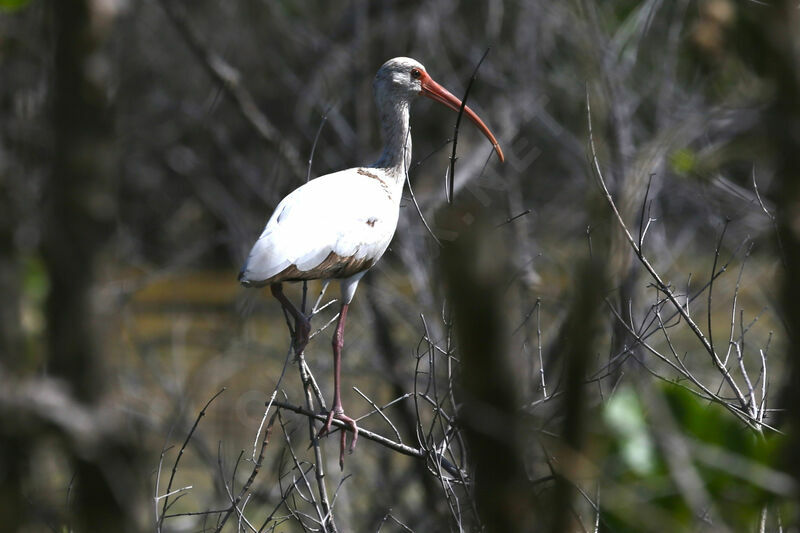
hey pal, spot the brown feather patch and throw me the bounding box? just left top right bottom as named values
left=357, top=168, right=392, bottom=197
left=245, top=251, right=375, bottom=287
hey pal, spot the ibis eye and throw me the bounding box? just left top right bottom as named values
left=411, top=68, right=421, bottom=79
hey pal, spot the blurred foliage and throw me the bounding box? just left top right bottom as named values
left=604, top=387, right=656, bottom=476
left=0, top=0, right=30, bottom=13
left=598, top=384, right=786, bottom=532
left=669, top=148, right=696, bottom=176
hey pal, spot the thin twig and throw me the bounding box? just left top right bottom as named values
left=752, top=165, right=787, bottom=269
left=404, top=129, right=442, bottom=247
left=353, top=386, right=403, bottom=442
left=448, top=48, right=491, bottom=204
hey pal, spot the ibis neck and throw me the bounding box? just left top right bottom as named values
left=371, top=100, right=412, bottom=176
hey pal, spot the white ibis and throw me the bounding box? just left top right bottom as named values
left=239, top=57, right=504, bottom=467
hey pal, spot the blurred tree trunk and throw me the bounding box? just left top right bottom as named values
left=439, top=201, right=538, bottom=532
left=546, top=258, right=606, bottom=533
left=42, top=0, right=116, bottom=399
left=37, top=0, right=126, bottom=530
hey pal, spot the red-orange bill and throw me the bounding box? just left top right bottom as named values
left=419, top=71, right=504, bottom=163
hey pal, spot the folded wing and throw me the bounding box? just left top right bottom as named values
left=238, top=169, right=397, bottom=286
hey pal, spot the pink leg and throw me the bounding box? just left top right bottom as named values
left=317, top=302, right=359, bottom=468
left=270, top=283, right=310, bottom=356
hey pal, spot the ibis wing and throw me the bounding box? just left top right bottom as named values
left=239, top=170, right=397, bottom=285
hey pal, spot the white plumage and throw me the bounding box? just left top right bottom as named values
left=240, top=167, right=401, bottom=302
left=239, top=57, right=503, bottom=467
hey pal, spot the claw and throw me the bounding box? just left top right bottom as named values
left=316, top=409, right=359, bottom=469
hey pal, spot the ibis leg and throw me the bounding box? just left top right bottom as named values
left=318, top=302, right=359, bottom=468
left=270, top=283, right=310, bottom=356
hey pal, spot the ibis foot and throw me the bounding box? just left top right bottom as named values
left=318, top=408, right=359, bottom=469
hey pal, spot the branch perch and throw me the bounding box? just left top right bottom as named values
left=270, top=399, right=464, bottom=478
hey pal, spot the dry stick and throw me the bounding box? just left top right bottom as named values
left=254, top=345, right=294, bottom=460
left=309, top=313, right=340, bottom=339
left=158, top=388, right=226, bottom=531
left=312, top=282, right=333, bottom=314
left=447, top=48, right=491, bottom=204
left=585, top=92, right=750, bottom=413
left=296, top=354, right=335, bottom=532
left=155, top=0, right=305, bottom=179
left=164, top=509, right=230, bottom=519
left=214, top=412, right=278, bottom=533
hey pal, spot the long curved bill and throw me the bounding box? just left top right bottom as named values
left=419, top=71, right=504, bottom=163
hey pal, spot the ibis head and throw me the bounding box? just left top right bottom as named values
left=373, top=57, right=504, bottom=163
